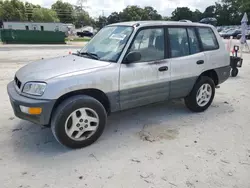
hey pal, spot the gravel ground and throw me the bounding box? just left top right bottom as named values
left=0, top=43, right=250, bottom=188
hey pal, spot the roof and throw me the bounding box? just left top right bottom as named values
left=109, top=20, right=211, bottom=27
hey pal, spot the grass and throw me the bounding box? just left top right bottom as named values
left=65, top=37, right=91, bottom=42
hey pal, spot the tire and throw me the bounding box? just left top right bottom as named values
left=51, top=95, right=107, bottom=149
left=184, top=76, right=215, bottom=112
left=231, top=68, right=238, bottom=77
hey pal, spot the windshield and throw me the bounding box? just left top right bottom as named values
left=79, top=26, right=134, bottom=62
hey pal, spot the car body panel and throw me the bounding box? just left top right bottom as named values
left=203, top=27, right=230, bottom=70
left=16, top=55, right=111, bottom=84
left=119, top=60, right=170, bottom=110
left=43, top=63, right=121, bottom=112
left=168, top=53, right=206, bottom=99
left=7, top=81, right=55, bottom=125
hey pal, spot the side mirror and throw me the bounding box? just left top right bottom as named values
left=124, top=51, right=141, bottom=64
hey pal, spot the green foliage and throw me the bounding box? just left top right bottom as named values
left=98, top=6, right=162, bottom=28
left=0, top=0, right=27, bottom=21
left=74, top=10, right=95, bottom=28
left=25, top=2, right=41, bottom=21
left=51, top=0, right=74, bottom=23
left=192, top=9, right=203, bottom=22
left=171, top=7, right=193, bottom=21
left=32, top=8, right=59, bottom=22
left=169, top=0, right=250, bottom=25
left=0, top=0, right=250, bottom=27
left=95, top=16, right=107, bottom=29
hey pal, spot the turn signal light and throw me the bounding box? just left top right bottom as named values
left=20, top=106, right=42, bottom=115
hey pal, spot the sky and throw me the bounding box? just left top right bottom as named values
left=21, top=0, right=217, bottom=18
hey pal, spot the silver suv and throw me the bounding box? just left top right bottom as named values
left=7, top=21, right=231, bottom=149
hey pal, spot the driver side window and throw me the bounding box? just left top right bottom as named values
left=129, top=28, right=165, bottom=62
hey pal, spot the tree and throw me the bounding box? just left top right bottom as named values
left=74, top=11, right=94, bottom=28
left=106, top=6, right=162, bottom=25
left=222, top=0, right=245, bottom=12
left=213, top=2, right=231, bottom=25
left=171, top=7, right=193, bottom=21
left=107, top=12, right=120, bottom=24
left=0, top=0, right=27, bottom=21
left=76, top=0, right=87, bottom=11
left=163, top=16, right=171, bottom=21
left=25, top=2, right=41, bottom=21
left=119, top=6, right=143, bottom=22
left=52, top=0, right=74, bottom=23
left=0, top=0, right=4, bottom=19
left=73, top=0, right=94, bottom=28
left=32, top=8, right=59, bottom=22
left=192, top=9, right=203, bottom=22
left=203, top=5, right=216, bottom=18
left=142, top=6, right=162, bottom=20
left=239, top=0, right=250, bottom=13
left=95, top=16, right=107, bottom=29
left=222, top=0, right=245, bottom=24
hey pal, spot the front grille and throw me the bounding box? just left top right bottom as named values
left=14, top=76, right=22, bottom=89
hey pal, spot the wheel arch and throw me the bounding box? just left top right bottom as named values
left=50, top=88, right=111, bottom=124
left=197, top=69, right=219, bottom=86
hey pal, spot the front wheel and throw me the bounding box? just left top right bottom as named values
left=51, top=95, right=107, bottom=149
left=185, top=76, right=215, bottom=112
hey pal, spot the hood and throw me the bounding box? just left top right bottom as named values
left=16, top=55, right=111, bottom=83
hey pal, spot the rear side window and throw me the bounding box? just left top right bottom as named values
left=168, top=28, right=189, bottom=58
left=187, top=28, right=201, bottom=54
left=197, top=27, right=219, bottom=51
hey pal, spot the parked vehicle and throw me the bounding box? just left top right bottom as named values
left=7, top=21, right=231, bottom=149
left=236, top=30, right=250, bottom=40
left=76, top=30, right=94, bottom=37
left=179, top=20, right=192, bottom=23
left=199, top=17, right=217, bottom=26
left=219, top=28, right=232, bottom=36
left=217, top=27, right=223, bottom=32
left=220, top=29, right=241, bottom=39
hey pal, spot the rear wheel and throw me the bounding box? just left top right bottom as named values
left=51, top=95, right=107, bottom=149
left=231, top=68, right=238, bottom=77
left=185, top=76, right=215, bottom=112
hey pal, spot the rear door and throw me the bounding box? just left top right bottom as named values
left=167, top=27, right=206, bottom=99
left=196, top=27, right=227, bottom=69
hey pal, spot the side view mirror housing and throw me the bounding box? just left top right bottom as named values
left=124, top=51, right=141, bottom=64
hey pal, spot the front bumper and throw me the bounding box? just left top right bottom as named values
left=7, top=81, right=55, bottom=125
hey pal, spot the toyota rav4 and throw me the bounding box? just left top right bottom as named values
left=7, top=21, right=231, bottom=149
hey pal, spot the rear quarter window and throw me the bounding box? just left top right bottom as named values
left=197, top=27, right=219, bottom=51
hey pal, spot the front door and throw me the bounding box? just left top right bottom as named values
left=119, top=27, right=171, bottom=110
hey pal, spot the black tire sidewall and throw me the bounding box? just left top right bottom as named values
left=51, top=95, right=107, bottom=149
left=231, top=68, right=238, bottom=77
left=185, top=76, right=215, bottom=112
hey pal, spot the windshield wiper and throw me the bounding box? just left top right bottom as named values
left=75, top=51, right=99, bottom=60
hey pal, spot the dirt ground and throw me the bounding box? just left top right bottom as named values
left=0, top=43, right=250, bottom=188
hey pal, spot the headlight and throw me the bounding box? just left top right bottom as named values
left=22, top=82, right=47, bottom=96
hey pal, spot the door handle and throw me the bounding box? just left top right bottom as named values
left=197, top=60, right=204, bottom=65
left=158, top=66, right=168, bottom=72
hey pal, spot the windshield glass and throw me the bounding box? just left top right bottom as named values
left=79, top=26, right=134, bottom=62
